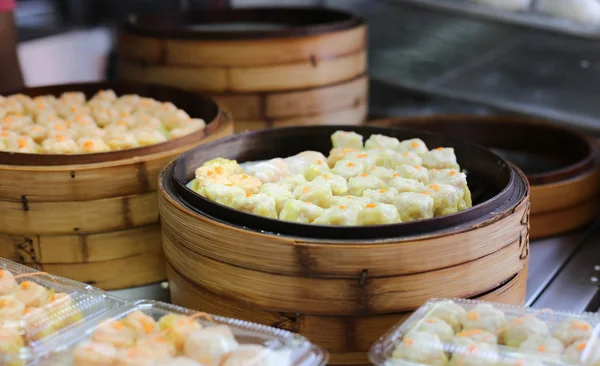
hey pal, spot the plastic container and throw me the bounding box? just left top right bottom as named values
left=369, top=298, right=600, bottom=366
left=38, top=300, right=329, bottom=366
left=0, top=258, right=124, bottom=366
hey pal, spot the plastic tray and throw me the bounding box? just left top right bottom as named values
left=388, top=0, right=600, bottom=40
left=39, top=300, right=329, bottom=366
left=0, top=259, right=124, bottom=365
left=369, top=298, right=600, bottom=365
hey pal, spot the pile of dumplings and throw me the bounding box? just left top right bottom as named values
left=71, top=311, right=292, bottom=366
left=0, top=90, right=206, bottom=154
left=0, top=269, right=84, bottom=365
left=388, top=300, right=599, bottom=366
left=188, top=130, right=472, bottom=226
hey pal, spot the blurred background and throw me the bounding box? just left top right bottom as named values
left=20, top=0, right=598, bottom=134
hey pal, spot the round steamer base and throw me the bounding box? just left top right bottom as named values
left=168, top=262, right=528, bottom=366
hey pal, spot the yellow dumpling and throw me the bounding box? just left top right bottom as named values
left=429, top=169, right=472, bottom=210
left=344, top=151, right=378, bottom=166
left=204, top=183, right=246, bottom=208
left=242, top=158, right=292, bottom=184
left=357, top=202, right=401, bottom=225
left=313, top=204, right=362, bottom=226
left=362, top=187, right=399, bottom=205
left=313, top=173, right=348, bottom=196
left=77, top=137, right=109, bottom=153
left=331, top=160, right=365, bottom=180
left=304, top=160, right=330, bottom=181
left=41, top=135, right=78, bottom=154
left=393, top=192, right=435, bottom=222
left=427, top=183, right=460, bottom=216
left=388, top=176, right=425, bottom=193
left=170, top=119, right=206, bottom=139
left=327, top=147, right=358, bottom=167
left=396, top=164, right=429, bottom=184
left=229, top=174, right=262, bottom=194
left=331, top=195, right=371, bottom=208
left=259, top=183, right=293, bottom=213
left=422, top=147, right=460, bottom=170
left=365, top=165, right=395, bottom=182
left=398, top=138, right=428, bottom=154
left=196, top=158, right=243, bottom=179
left=381, top=151, right=423, bottom=169
left=347, top=174, right=386, bottom=196
left=105, top=132, right=140, bottom=151
left=5, top=135, right=37, bottom=153
left=285, top=151, right=328, bottom=176
left=279, top=199, right=324, bottom=224
left=278, top=174, right=307, bottom=191
left=293, top=180, right=333, bottom=208
left=132, top=128, right=168, bottom=146
left=365, top=134, right=401, bottom=151
left=331, top=130, right=363, bottom=149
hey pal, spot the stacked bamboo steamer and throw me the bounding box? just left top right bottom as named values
left=117, top=8, right=368, bottom=133
left=370, top=116, right=600, bottom=239
left=0, top=82, right=233, bottom=290
left=159, top=126, right=530, bottom=365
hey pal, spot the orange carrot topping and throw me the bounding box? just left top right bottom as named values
left=302, top=187, right=311, bottom=193
left=83, top=141, right=94, bottom=149
left=379, top=189, right=387, bottom=193
left=241, top=174, right=249, bottom=179
left=49, top=295, right=57, bottom=302
left=323, top=174, right=330, bottom=179
left=346, top=196, right=353, bottom=199
left=245, top=192, right=253, bottom=198
left=370, top=166, right=377, bottom=171
left=1, top=131, right=7, bottom=137
left=361, top=173, right=368, bottom=177
left=537, top=345, right=547, bottom=352
left=576, top=342, right=587, bottom=351
left=429, top=184, right=440, bottom=191
left=339, top=205, right=345, bottom=209
left=55, top=135, right=66, bottom=142
left=23, top=307, right=32, bottom=314
left=143, top=322, right=154, bottom=334
left=426, top=318, right=438, bottom=323
left=224, top=183, right=233, bottom=187
left=467, top=344, right=478, bottom=353
left=70, top=106, right=77, bottom=112
left=449, top=170, right=457, bottom=176
left=403, top=338, right=414, bottom=346
left=54, top=124, right=64, bottom=131
left=3, top=117, right=11, bottom=123
left=304, top=201, right=312, bottom=204
left=0, top=299, right=9, bottom=307
left=18, top=138, right=27, bottom=148
left=419, top=191, right=429, bottom=195
left=0, top=269, right=3, bottom=278
left=466, top=311, right=479, bottom=320
left=436, top=147, right=443, bottom=151
left=411, top=141, right=419, bottom=148
left=571, top=321, right=590, bottom=331
left=346, top=162, right=355, bottom=167
left=317, top=160, right=323, bottom=165
left=32, top=126, right=41, bottom=132
left=357, top=153, right=368, bottom=158
left=402, top=152, right=409, bottom=157
left=215, top=166, right=224, bottom=174
left=343, top=148, right=355, bottom=153
left=20, top=281, right=32, bottom=290
left=366, top=203, right=377, bottom=208
left=113, top=322, right=124, bottom=330
left=207, top=171, right=214, bottom=176
left=392, top=173, right=400, bottom=177
left=414, top=165, right=421, bottom=170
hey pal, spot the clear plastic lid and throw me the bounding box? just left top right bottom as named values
left=38, top=300, right=329, bottom=366
left=0, top=258, right=124, bottom=365
left=369, top=298, right=600, bottom=366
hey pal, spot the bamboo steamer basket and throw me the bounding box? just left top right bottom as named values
left=369, top=116, right=600, bottom=239
left=117, top=8, right=368, bottom=132
left=0, top=82, right=233, bottom=290
left=158, top=125, right=530, bottom=365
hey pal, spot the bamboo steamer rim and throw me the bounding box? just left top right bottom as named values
left=122, top=7, right=364, bottom=41
left=369, top=115, right=597, bottom=186
left=166, top=125, right=529, bottom=241
left=0, top=82, right=223, bottom=166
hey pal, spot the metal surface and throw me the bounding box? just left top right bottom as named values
left=108, top=281, right=171, bottom=303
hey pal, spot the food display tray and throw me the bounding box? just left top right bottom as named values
left=38, top=300, right=328, bottom=366
left=369, top=298, right=600, bottom=365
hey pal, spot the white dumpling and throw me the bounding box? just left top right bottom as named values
left=279, top=199, right=324, bottom=224
left=391, top=331, right=447, bottom=366
left=327, top=147, right=359, bottom=167
left=429, top=169, right=472, bottom=210
left=278, top=174, right=307, bottom=191
left=344, top=150, right=378, bottom=166
left=500, top=315, right=550, bottom=347
left=312, top=173, right=348, bottom=196
left=41, top=135, right=78, bottom=154
left=331, top=160, right=365, bottom=179
left=347, top=174, right=386, bottom=196
left=204, top=183, right=246, bottom=207
left=381, top=151, right=422, bottom=169
left=519, top=334, right=565, bottom=355
left=398, top=138, right=428, bottom=154
left=184, top=326, right=238, bottom=366
left=393, top=192, right=435, bottom=222
left=357, top=202, right=401, bottom=225
left=365, top=165, right=395, bottom=182
left=473, top=0, right=532, bottom=11
left=242, top=158, right=292, bottom=184
left=553, top=318, right=593, bottom=345
left=407, top=317, right=454, bottom=343
left=538, top=0, right=600, bottom=24
left=285, top=151, right=328, bottom=176
left=195, top=158, right=243, bottom=179
left=421, top=148, right=460, bottom=170
left=331, top=130, right=363, bottom=149
left=259, top=183, right=293, bottom=213
left=331, top=195, right=371, bottom=208
left=293, top=180, right=333, bottom=208
left=388, top=177, right=425, bottom=193
left=448, top=343, right=499, bottom=366
left=364, top=134, right=401, bottom=151
left=425, top=300, right=467, bottom=333
left=396, top=164, right=429, bottom=184
left=313, top=204, right=362, bottom=226
left=460, top=304, right=507, bottom=333
left=229, top=174, right=262, bottom=194
left=427, top=184, right=460, bottom=216
left=563, top=340, right=599, bottom=365
left=454, top=329, right=498, bottom=347
left=231, top=193, right=278, bottom=219
left=303, top=160, right=330, bottom=181
left=362, top=187, right=399, bottom=205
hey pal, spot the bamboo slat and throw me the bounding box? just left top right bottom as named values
left=0, top=224, right=162, bottom=264
left=168, top=262, right=528, bottom=364
left=530, top=197, right=600, bottom=239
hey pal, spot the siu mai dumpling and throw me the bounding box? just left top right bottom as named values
left=241, top=158, right=291, bottom=184
left=312, top=173, right=348, bottom=196
left=500, top=315, right=549, bottom=348
left=398, top=138, right=428, bottom=155
left=105, top=132, right=140, bottom=151
left=429, top=169, right=472, bottom=209
left=331, top=195, right=371, bottom=207
left=327, top=147, right=358, bottom=167
left=421, top=148, right=460, bottom=170
left=204, top=183, right=246, bottom=208
left=388, top=176, right=425, bottom=193
left=519, top=334, right=565, bottom=356
left=331, top=130, right=363, bottom=149
left=344, top=150, right=378, bottom=166
left=293, top=180, right=333, bottom=208
left=362, top=187, right=399, bottom=205
left=448, top=343, right=499, bottom=366
left=381, top=151, right=423, bottom=169
left=304, top=159, right=330, bottom=181
left=313, top=204, right=362, bottom=226
left=391, top=331, right=447, bottom=366
left=259, top=183, right=293, bottom=212
left=77, top=137, right=109, bottom=153
left=232, top=193, right=278, bottom=219
left=229, top=174, right=262, bottom=194
left=454, top=329, right=498, bottom=347
left=285, top=151, right=328, bottom=176
left=396, top=164, right=429, bottom=184
left=278, top=174, right=307, bottom=191
left=365, top=165, right=395, bottom=183
left=553, top=318, right=593, bottom=345
left=357, top=202, right=401, bottom=225
left=460, top=304, right=507, bottom=333
left=407, top=317, right=455, bottom=343
left=347, top=173, right=386, bottom=196
left=279, top=199, right=324, bottom=224
left=331, top=160, right=365, bottom=180
left=393, top=192, right=434, bottom=222
left=41, top=135, right=78, bottom=154
left=364, top=134, right=401, bottom=151
left=427, top=184, right=460, bottom=216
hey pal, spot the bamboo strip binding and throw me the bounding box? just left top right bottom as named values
left=118, top=8, right=368, bottom=131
